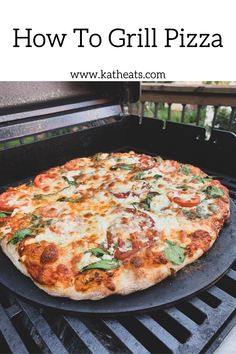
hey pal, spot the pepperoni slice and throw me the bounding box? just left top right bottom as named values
left=109, top=182, right=131, bottom=199
left=167, top=191, right=201, bottom=207
left=113, top=192, right=130, bottom=199
left=107, top=208, right=158, bottom=259
left=0, top=191, right=30, bottom=211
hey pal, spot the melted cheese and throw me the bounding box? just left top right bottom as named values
left=120, top=156, right=140, bottom=164
left=35, top=216, right=91, bottom=244
left=148, top=212, right=190, bottom=236
left=7, top=194, right=31, bottom=208
left=78, top=252, right=100, bottom=270
left=150, top=194, right=170, bottom=213
left=143, top=167, right=163, bottom=177
left=110, top=181, right=133, bottom=195
left=64, top=171, right=80, bottom=179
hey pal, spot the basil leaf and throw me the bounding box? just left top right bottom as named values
left=110, top=165, right=118, bottom=171
left=153, top=174, right=162, bottom=180
left=164, top=240, right=185, bottom=265
left=203, top=185, right=224, bottom=198
left=139, top=192, right=160, bottom=211
left=193, top=176, right=205, bottom=183
left=82, top=259, right=120, bottom=271
left=193, top=176, right=216, bottom=183
left=0, top=211, right=11, bottom=218
left=132, top=172, right=145, bottom=180
left=177, top=185, right=189, bottom=191
left=94, top=152, right=103, bottom=161
left=8, top=228, right=31, bottom=245
left=57, top=197, right=80, bottom=203
left=62, top=176, right=77, bottom=186
left=33, top=186, right=71, bottom=200
left=118, top=164, right=134, bottom=170
left=31, top=214, right=52, bottom=229
left=71, top=198, right=81, bottom=203
left=131, top=202, right=139, bottom=209
left=180, top=165, right=191, bottom=175
left=33, top=194, right=43, bottom=200
left=32, top=214, right=40, bottom=220
left=44, top=219, right=53, bottom=226
left=31, top=214, right=41, bottom=227
left=57, top=197, right=67, bottom=202
left=86, top=247, right=108, bottom=257
left=182, top=209, right=197, bottom=219
left=110, top=164, right=134, bottom=171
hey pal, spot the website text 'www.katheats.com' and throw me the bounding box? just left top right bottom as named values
left=70, top=69, right=166, bottom=80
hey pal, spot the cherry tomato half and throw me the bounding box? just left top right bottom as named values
left=167, top=191, right=200, bottom=207
left=0, top=191, right=29, bottom=211
left=64, top=159, right=81, bottom=171
left=34, top=173, right=57, bottom=188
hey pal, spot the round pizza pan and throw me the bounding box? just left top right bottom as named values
left=0, top=200, right=235, bottom=316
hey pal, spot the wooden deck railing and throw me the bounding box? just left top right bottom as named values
left=129, top=84, right=236, bottom=134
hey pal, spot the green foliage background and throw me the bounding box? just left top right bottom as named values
left=144, top=103, right=236, bottom=132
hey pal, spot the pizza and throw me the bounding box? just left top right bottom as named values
left=0, top=152, right=230, bottom=300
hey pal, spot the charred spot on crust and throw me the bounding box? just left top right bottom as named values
left=189, top=230, right=211, bottom=241
left=40, top=244, right=59, bottom=264
left=186, top=230, right=212, bottom=257
left=39, top=267, right=58, bottom=285
left=27, top=264, right=41, bottom=282
left=104, top=279, right=116, bottom=291
left=18, top=237, right=34, bottom=255
left=75, top=269, right=104, bottom=292
left=152, top=252, right=168, bottom=265
left=56, top=264, right=73, bottom=286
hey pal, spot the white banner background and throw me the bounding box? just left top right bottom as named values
left=0, top=0, right=235, bottom=81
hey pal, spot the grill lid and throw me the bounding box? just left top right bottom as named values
left=0, top=82, right=140, bottom=114
left=0, top=82, right=139, bottom=143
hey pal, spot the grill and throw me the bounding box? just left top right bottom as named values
left=0, top=82, right=235, bottom=353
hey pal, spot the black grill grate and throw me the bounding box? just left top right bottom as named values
left=0, top=271, right=235, bottom=354
left=0, top=166, right=235, bottom=354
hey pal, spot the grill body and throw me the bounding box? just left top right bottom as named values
left=0, top=90, right=235, bottom=353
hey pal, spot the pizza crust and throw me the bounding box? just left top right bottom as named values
left=0, top=235, right=202, bottom=300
